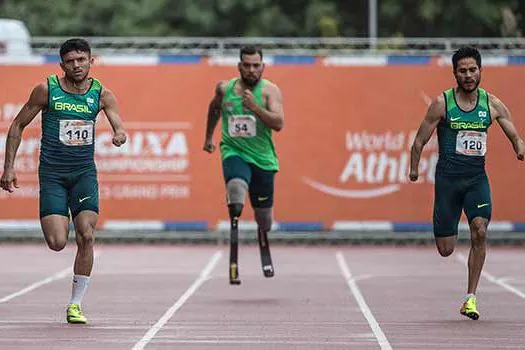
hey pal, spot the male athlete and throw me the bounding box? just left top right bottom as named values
left=0, top=38, right=126, bottom=324
left=203, top=46, right=284, bottom=284
left=410, top=46, right=524, bottom=320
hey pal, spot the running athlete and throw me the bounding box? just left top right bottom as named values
left=0, top=38, right=127, bottom=324
left=409, top=46, right=525, bottom=320
left=203, top=46, right=284, bottom=284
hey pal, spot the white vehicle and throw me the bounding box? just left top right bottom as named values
left=0, top=19, right=32, bottom=56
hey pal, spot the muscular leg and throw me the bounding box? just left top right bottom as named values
left=72, top=210, right=98, bottom=276
left=467, top=217, right=488, bottom=294
left=433, top=173, right=462, bottom=258
left=65, top=210, right=98, bottom=312
left=459, top=174, right=490, bottom=320
left=66, top=166, right=99, bottom=323
left=435, top=235, right=457, bottom=257
left=40, top=215, right=70, bottom=251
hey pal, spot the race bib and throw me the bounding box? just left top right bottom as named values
left=456, top=130, right=487, bottom=156
left=59, top=120, right=94, bottom=146
left=228, top=115, right=257, bottom=138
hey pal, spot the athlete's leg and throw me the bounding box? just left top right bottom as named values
left=464, top=173, right=492, bottom=295
left=227, top=178, right=248, bottom=217
left=460, top=216, right=488, bottom=320
left=69, top=167, right=99, bottom=278
left=466, top=217, right=488, bottom=294
left=254, top=207, right=272, bottom=232
left=223, top=156, right=251, bottom=213
left=433, top=174, right=463, bottom=257
left=226, top=178, right=248, bottom=284
left=249, top=167, right=276, bottom=231
left=458, top=173, right=491, bottom=320
left=39, top=169, right=70, bottom=251
left=72, top=211, right=97, bottom=277
left=435, top=236, right=457, bottom=257
left=249, top=166, right=276, bottom=277
left=254, top=207, right=274, bottom=277
left=66, top=167, right=99, bottom=323
left=222, top=156, right=251, bottom=284
left=41, top=215, right=70, bottom=251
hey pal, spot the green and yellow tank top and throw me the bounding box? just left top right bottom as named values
left=436, top=88, right=492, bottom=176
left=40, top=75, right=102, bottom=169
left=220, top=78, right=279, bottom=171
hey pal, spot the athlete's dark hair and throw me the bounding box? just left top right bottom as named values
left=240, top=45, right=263, bottom=60
left=452, top=46, right=482, bottom=71
left=59, top=38, right=91, bottom=60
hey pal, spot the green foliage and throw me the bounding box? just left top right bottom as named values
left=0, top=0, right=522, bottom=37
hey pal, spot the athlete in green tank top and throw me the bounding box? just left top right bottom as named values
left=203, top=46, right=284, bottom=284
left=409, top=47, right=525, bottom=321
left=220, top=77, right=279, bottom=171
left=436, top=87, right=492, bottom=176
left=0, top=38, right=127, bottom=324
left=41, top=74, right=102, bottom=169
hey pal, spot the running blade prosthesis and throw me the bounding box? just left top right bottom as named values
left=258, top=229, right=274, bottom=278
left=229, top=217, right=241, bottom=285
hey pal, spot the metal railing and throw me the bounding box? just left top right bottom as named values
left=31, top=37, right=525, bottom=55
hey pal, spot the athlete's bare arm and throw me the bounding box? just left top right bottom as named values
left=409, top=95, right=445, bottom=181
left=100, top=87, right=126, bottom=147
left=203, top=80, right=227, bottom=153
left=489, top=94, right=525, bottom=161
left=0, top=83, right=48, bottom=192
left=242, top=82, right=284, bottom=131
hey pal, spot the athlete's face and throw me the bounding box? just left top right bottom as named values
left=238, top=53, right=264, bottom=87
left=454, top=57, right=481, bottom=93
left=60, top=50, right=93, bottom=83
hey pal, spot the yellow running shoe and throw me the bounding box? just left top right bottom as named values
left=67, top=304, right=87, bottom=324
left=460, top=296, right=480, bottom=320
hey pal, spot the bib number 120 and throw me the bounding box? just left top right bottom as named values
left=462, top=139, right=483, bottom=151
left=456, top=130, right=486, bottom=156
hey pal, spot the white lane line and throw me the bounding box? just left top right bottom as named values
left=132, top=250, right=223, bottom=350
left=456, top=253, right=525, bottom=299
left=0, top=268, right=71, bottom=303
left=336, top=252, right=392, bottom=350
left=146, top=340, right=374, bottom=345
left=0, top=251, right=101, bottom=304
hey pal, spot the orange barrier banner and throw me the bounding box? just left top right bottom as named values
left=0, top=65, right=524, bottom=225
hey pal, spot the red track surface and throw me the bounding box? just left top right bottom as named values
left=1, top=244, right=524, bottom=349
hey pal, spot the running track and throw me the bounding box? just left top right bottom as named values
left=1, top=243, right=524, bottom=349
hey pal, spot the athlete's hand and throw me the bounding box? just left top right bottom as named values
left=203, top=139, right=216, bottom=153
left=515, top=140, right=525, bottom=161
left=409, top=169, right=418, bottom=182
left=242, top=90, right=258, bottom=112
left=112, top=131, right=127, bottom=147
left=0, top=168, right=19, bottom=193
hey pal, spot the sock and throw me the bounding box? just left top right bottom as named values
left=465, top=293, right=475, bottom=301
left=70, top=275, right=90, bottom=306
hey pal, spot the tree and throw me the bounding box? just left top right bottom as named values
left=0, top=0, right=522, bottom=37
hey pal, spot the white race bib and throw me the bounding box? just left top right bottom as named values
left=228, top=115, right=257, bottom=138
left=456, top=130, right=487, bottom=156
left=59, top=120, right=94, bottom=146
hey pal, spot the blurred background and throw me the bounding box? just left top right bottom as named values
left=0, top=0, right=524, bottom=242
left=1, top=0, right=524, bottom=37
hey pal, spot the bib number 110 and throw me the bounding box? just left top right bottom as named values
left=66, top=129, right=90, bottom=141
left=59, top=119, right=94, bottom=146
